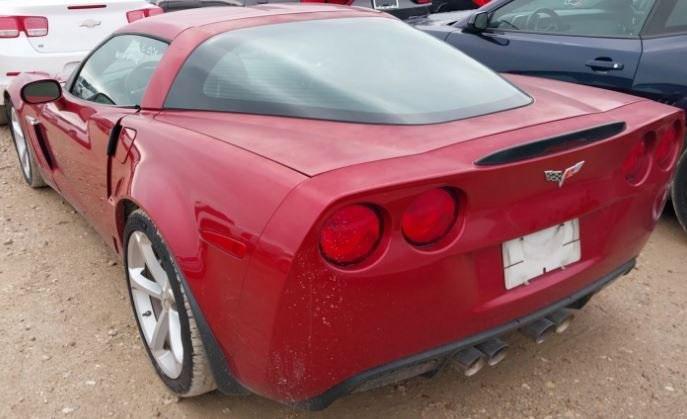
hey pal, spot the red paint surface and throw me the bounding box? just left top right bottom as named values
left=7, top=5, right=683, bottom=404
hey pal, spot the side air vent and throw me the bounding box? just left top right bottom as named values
left=28, top=118, right=54, bottom=169
left=475, top=121, right=626, bottom=166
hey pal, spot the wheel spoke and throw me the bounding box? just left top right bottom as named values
left=15, top=136, right=25, bottom=154
left=150, top=308, right=169, bottom=351
left=137, top=236, right=169, bottom=290
left=11, top=121, right=22, bottom=139
left=129, top=267, right=163, bottom=300
left=156, top=350, right=182, bottom=378
left=127, top=229, right=185, bottom=380
left=168, top=309, right=183, bottom=364
left=10, top=111, right=24, bottom=141
left=21, top=150, right=30, bottom=171
left=10, top=108, right=31, bottom=177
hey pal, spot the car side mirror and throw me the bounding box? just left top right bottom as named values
left=21, top=79, right=62, bottom=105
left=467, top=11, right=490, bottom=32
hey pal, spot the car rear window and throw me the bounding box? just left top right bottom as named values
left=165, top=17, right=531, bottom=125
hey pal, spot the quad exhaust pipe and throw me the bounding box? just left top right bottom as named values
left=546, top=308, right=575, bottom=334
left=520, top=318, right=556, bottom=344
left=476, top=338, right=508, bottom=366
left=455, top=347, right=486, bottom=377
left=455, top=338, right=509, bottom=376
left=520, top=309, right=575, bottom=344
left=453, top=309, right=575, bottom=376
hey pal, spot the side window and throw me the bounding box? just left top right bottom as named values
left=488, top=0, right=656, bottom=38
left=643, top=0, right=687, bottom=36
left=71, top=35, right=167, bottom=106
left=665, top=2, right=687, bottom=28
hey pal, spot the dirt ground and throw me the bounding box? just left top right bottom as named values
left=1, top=124, right=686, bottom=419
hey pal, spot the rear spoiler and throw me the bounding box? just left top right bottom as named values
left=475, top=121, right=626, bottom=166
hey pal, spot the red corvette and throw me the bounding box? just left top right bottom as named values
left=4, top=4, right=683, bottom=409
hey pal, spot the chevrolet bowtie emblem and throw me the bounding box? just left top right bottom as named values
left=545, top=161, right=585, bottom=187
left=80, top=19, right=102, bottom=29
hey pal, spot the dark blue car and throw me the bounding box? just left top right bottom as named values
left=415, top=0, right=687, bottom=231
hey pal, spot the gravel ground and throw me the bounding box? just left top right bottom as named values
left=1, top=125, right=686, bottom=419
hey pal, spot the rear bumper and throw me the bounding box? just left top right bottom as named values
left=297, top=259, right=635, bottom=410
left=0, top=37, right=88, bottom=103
left=196, top=259, right=635, bottom=409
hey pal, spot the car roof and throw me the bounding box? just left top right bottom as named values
left=121, top=4, right=386, bottom=41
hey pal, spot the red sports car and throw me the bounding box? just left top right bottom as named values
left=4, top=4, right=683, bottom=409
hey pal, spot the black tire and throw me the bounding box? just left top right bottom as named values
left=672, top=150, right=687, bottom=232
left=124, top=210, right=216, bottom=397
left=6, top=101, right=46, bottom=188
left=0, top=104, right=7, bottom=126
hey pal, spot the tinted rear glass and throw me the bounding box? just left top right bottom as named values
left=165, top=17, right=531, bottom=125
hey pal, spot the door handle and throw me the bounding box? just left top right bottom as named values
left=585, top=58, right=624, bottom=72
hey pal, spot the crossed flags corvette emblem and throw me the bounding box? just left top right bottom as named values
left=545, top=161, right=586, bottom=187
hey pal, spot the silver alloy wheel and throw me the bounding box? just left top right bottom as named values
left=127, top=231, right=184, bottom=379
left=10, top=107, right=31, bottom=180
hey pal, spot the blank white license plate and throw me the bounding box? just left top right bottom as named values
left=502, top=219, right=581, bottom=290
left=373, top=0, right=399, bottom=9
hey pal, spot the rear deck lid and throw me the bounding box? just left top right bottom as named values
left=5, top=0, right=156, bottom=54
left=155, top=75, right=644, bottom=176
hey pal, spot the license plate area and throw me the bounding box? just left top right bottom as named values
left=502, top=219, right=581, bottom=290
left=373, top=0, right=400, bottom=10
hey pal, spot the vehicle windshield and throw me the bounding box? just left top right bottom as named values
left=165, top=17, right=531, bottom=125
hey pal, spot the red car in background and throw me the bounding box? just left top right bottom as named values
left=148, top=0, right=488, bottom=16
left=148, top=0, right=433, bottom=19
left=4, top=4, right=682, bottom=408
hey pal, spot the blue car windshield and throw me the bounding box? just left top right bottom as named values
left=165, top=17, right=532, bottom=125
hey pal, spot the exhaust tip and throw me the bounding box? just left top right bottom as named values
left=476, top=338, right=508, bottom=366
left=546, top=309, right=575, bottom=334
left=454, top=347, right=486, bottom=377
left=487, top=349, right=507, bottom=366
left=520, top=318, right=556, bottom=344
left=463, top=357, right=486, bottom=377
left=555, top=318, right=572, bottom=334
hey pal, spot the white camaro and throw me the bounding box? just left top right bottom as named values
left=0, top=0, right=161, bottom=125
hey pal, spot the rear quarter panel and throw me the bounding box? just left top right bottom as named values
left=110, top=114, right=306, bottom=377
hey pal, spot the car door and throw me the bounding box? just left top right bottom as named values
left=447, top=0, right=656, bottom=92
left=39, top=34, right=168, bottom=234
left=634, top=0, right=687, bottom=110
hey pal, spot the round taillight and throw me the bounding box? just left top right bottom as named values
left=319, top=204, right=382, bottom=266
left=402, top=188, right=458, bottom=246
left=655, top=125, right=680, bottom=170
left=622, top=137, right=652, bottom=185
